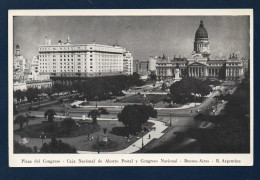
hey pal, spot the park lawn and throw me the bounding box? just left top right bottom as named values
left=14, top=119, right=100, bottom=138
left=117, top=94, right=167, bottom=104
left=14, top=118, right=155, bottom=152
left=78, top=120, right=155, bottom=152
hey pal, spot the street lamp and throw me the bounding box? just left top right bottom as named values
left=40, top=132, right=46, bottom=146
left=109, top=91, right=113, bottom=105
left=95, top=96, right=98, bottom=108
left=170, top=110, right=172, bottom=127
left=141, top=127, right=145, bottom=149
left=97, top=136, right=100, bottom=154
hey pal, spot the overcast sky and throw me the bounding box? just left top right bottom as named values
left=13, top=16, right=250, bottom=60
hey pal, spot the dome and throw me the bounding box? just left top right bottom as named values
left=16, top=44, right=20, bottom=49
left=195, top=20, right=208, bottom=39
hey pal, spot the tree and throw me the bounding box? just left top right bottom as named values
left=25, top=88, right=40, bottom=102
left=40, top=138, right=77, bottom=153
left=117, top=104, right=157, bottom=132
left=44, top=109, right=56, bottom=122
left=161, top=83, right=167, bottom=91
left=14, top=115, right=28, bottom=130
left=14, top=90, right=25, bottom=102
left=14, top=141, right=33, bottom=153
left=61, top=118, right=76, bottom=134
left=170, top=77, right=212, bottom=104
left=150, top=73, right=157, bottom=81
left=88, top=109, right=101, bottom=124
left=42, top=87, right=52, bottom=98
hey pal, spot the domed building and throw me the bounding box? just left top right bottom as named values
left=192, top=20, right=210, bottom=58
left=155, top=20, right=246, bottom=81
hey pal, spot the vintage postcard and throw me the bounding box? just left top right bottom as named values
left=8, top=9, right=253, bottom=167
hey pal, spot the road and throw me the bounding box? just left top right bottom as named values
left=15, top=85, right=229, bottom=153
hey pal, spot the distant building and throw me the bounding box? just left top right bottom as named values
left=133, top=60, right=140, bottom=73
left=123, top=50, right=134, bottom=75
left=26, top=80, right=52, bottom=89
left=13, top=44, right=28, bottom=82
left=148, top=56, right=158, bottom=73
left=31, top=56, right=39, bottom=75
left=156, top=20, right=245, bottom=81
left=138, top=60, right=149, bottom=76
left=13, top=82, right=27, bottom=91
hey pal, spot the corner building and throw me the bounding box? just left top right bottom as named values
left=156, top=20, right=246, bottom=81
left=38, top=37, right=133, bottom=78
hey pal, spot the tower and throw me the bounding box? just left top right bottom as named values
left=15, top=44, right=20, bottom=56
left=193, top=20, right=210, bottom=58
left=67, top=35, right=70, bottom=44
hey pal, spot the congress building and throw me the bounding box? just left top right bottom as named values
left=156, top=20, right=246, bottom=81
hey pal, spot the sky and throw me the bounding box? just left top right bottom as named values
left=13, top=16, right=250, bottom=61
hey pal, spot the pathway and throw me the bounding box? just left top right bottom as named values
left=77, top=119, right=168, bottom=154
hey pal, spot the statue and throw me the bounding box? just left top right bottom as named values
left=173, top=68, right=182, bottom=82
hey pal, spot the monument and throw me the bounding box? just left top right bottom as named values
left=173, top=68, right=182, bottom=82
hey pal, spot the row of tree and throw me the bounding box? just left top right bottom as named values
left=72, top=73, right=145, bottom=101
left=14, top=73, right=145, bottom=103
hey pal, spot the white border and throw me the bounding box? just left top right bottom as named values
left=8, top=9, right=254, bottom=167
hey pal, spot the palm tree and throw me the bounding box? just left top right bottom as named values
left=14, top=115, right=28, bottom=130
left=44, top=109, right=56, bottom=122
left=88, top=109, right=100, bottom=125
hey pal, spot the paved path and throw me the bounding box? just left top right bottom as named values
left=77, top=119, right=168, bottom=154
left=71, top=101, right=202, bottom=110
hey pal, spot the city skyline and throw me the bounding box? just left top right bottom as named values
left=14, top=16, right=250, bottom=61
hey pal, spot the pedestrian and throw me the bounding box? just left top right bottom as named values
left=148, top=134, right=151, bottom=139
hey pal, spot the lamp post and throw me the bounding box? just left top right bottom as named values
left=95, top=96, right=98, bottom=108
left=141, top=127, right=144, bottom=149
left=170, top=110, right=172, bottom=127
left=97, top=136, right=100, bottom=154
left=40, top=132, right=46, bottom=146
left=109, top=91, right=113, bottom=105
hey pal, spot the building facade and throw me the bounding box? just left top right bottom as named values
left=123, top=50, right=133, bottom=75
left=148, top=56, right=158, bottom=72
left=156, top=20, right=246, bottom=81
left=26, top=80, right=52, bottom=89
left=31, top=56, right=39, bottom=75
left=38, top=36, right=133, bottom=77
left=13, top=44, right=28, bottom=82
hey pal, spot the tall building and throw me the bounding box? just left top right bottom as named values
left=31, top=56, right=39, bottom=75
left=123, top=50, right=133, bottom=75
left=13, top=44, right=28, bottom=82
left=38, top=36, right=132, bottom=77
left=148, top=56, right=158, bottom=72
left=138, top=60, right=149, bottom=76
left=156, top=20, right=245, bottom=81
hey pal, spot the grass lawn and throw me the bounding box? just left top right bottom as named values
left=14, top=119, right=100, bottom=138
left=14, top=118, right=155, bottom=152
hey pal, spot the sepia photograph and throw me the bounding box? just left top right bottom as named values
left=8, top=9, right=253, bottom=167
